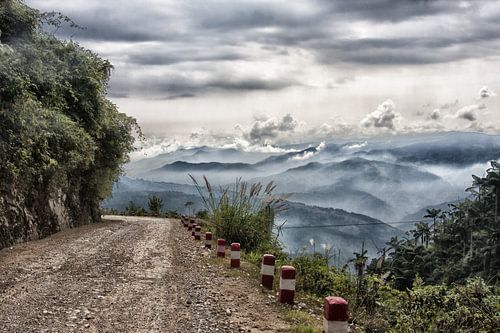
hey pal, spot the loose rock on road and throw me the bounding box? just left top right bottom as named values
left=0, top=216, right=292, bottom=332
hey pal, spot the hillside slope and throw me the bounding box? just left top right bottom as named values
left=0, top=1, right=135, bottom=248
left=278, top=202, right=404, bottom=261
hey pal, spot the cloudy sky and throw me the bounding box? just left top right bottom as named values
left=26, top=0, right=500, bottom=154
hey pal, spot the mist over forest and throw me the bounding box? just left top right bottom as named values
left=103, top=131, right=500, bottom=259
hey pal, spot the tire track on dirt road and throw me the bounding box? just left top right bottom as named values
left=0, top=216, right=292, bottom=332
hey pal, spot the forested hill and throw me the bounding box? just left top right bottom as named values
left=0, top=0, right=136, bottom=248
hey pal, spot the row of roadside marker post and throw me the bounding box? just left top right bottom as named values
left=180, top=216, right=349, bottom=333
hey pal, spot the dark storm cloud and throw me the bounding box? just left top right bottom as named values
left=319, top=0, right=460, bottom=23
left=126, top=49, right=246, bottom=66
left=43, top=4, right=183, bottom=42
left=195, top=5, right=311, bottom=31
left=34, top=0, right=500, bottom=65
left=27, top=0, right=500, bottom=98
left=34, top=0, right=500, bottom=63
left=108, top=73, right=296, bottom=99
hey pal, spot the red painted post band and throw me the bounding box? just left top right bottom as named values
left=230, top=243, right=240, bottom=268
left=279, top=266, right=296, bottom=304
left=217, top=239, right=226, bottom=258
left=205, top=232, right=212, bottom=248
left=323, top=297, right=349, bottom=333
left=194, top=225, right=201, bottom=240
left=261, top=254, right=275, bottom=290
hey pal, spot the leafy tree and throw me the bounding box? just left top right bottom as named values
left=0, top=0, right=138, bottom=247
left=184, top=201, right=194, bottom=215
left=124, top=201, right=146, bottom=216
left=148, top=195, right=163, bottom=217
left=384, top=161, right=500, bottom=288
left=424, top=208, right=441, bottom=235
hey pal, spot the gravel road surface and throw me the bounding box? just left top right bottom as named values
left=0, top=216, right=292, bottom=332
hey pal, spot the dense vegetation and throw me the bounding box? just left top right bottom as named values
left=0, top=0, right=137, bottom=247
left=190, top=175, right=288, bottom=252
left=380, top=161, right=500, bottom=288
left=191, top=164, right=499, bottom=332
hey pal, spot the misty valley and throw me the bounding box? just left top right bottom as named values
left=103, top=131, right=500, bottom=261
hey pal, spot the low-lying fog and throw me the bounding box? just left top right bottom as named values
left=106, top=132, right=500, bottom=260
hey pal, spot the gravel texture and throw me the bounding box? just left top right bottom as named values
left=0, top=216, right=292, bottom=332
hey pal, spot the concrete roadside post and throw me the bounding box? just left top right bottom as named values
left=217, top=239, right=226, bottom=258
left=279, top=266, right=296, bottom=304
left=323, top=296, right=349, bottom=333
left=230, top=243, right=240, bottom=268
left=261, top=254, right=275, bottom=289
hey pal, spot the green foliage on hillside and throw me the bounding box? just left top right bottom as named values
left=0, top=0, right=137, bottom=241
left=377, top=161, right=500, bottom=288
left=208, top=163, right=499, bottom=332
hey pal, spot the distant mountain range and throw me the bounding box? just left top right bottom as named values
left=103, top=177, right=404, bottom=260
left=357, top=132, right=500, bottom=166
left=279, top=202, right=405, bottom=261
left=106, top=131, right=500, bottom=259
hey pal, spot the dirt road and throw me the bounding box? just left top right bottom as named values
left=0, top=216, right=292, bottom=332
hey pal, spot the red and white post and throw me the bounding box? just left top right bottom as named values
left=230, top=243, right=240, bottom=268
left=217, top=239, right=226, bottom=258
left=205, top=232, right=212, bottom=249
left=194, top=225, right=201, bottom=240
left=191, top=223, right=197, bottom=236
left=261, top=254, right=275, bottom=290
left=279, top=266, right=296, bottom=304
left=187, top=219, right=194, bottom=231
left=323, top=297, right=349, bottom=333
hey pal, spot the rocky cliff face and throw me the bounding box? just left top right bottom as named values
left=0, top=179, right=100, bottom=249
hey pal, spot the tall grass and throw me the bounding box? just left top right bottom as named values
left=189, top=175, right=289, bottom=251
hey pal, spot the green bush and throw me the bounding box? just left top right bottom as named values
left=124, top=201, right=147, bottom=216
left=386, top=278, right=500, bottom=332
left=290, top=253, right=355, bottom=298
left=148, top=195, right=164, bottom=216
left=190, top=176, right=287, bottom=252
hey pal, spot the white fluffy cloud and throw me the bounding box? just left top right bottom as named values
left=455, top=104, right=486, bottom=122
left=360, top=99, right=401, bottom=131
left=290, top=141, right=325, bottom=161
left=308, top=122, right=356, bottom=139
left=429, top=109, right=441, bottom=120
left=478, top=86, right=496, bottom=99
left=247, top=113, right=299, bottom=143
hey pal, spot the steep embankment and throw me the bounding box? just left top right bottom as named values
left=0, top=1, right=135, bottom=248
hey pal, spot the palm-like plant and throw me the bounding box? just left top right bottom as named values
left=415, top=222, right=431, bottom=247
left=184, top=201, right=194, bottom=216
left=350, top=242, right=368, bottom=286
left=424, top=208, right=442, bottom=235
